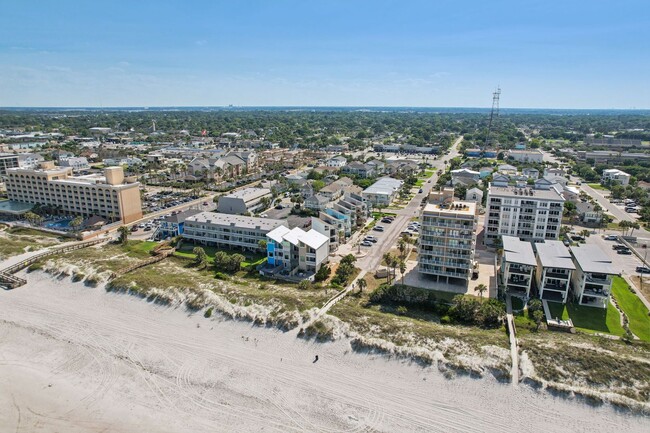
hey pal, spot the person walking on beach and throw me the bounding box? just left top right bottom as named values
left=314, top=355, right=319, bottom=363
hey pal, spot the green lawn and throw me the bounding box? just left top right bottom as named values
left=612, top=277, right=650, bottom=341
left=546, top=301, right=625, bottom=336
left=175, top=243, right=265, bottom=266
left=420, top=170, right=434, bottom=178
left=587, top=183, right=608, bottom=191
left=414, top=179, right=425, bottom=187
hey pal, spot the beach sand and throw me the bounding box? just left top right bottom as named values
left=0, top=272, right=646, bottom=432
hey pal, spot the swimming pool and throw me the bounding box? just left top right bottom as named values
left=45, top=219, right=73, bottom=229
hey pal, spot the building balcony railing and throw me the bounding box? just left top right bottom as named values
left=508, top=265, right=533, bottom=275
left=585, top=274, right=611, bottom=283
left=542, top=284, right=568, bottom=292
left=546, top=271, right=570, bottom=279
left=507, top=277, right=530, bottom=287
left=582, top=286, right=610, bottom=297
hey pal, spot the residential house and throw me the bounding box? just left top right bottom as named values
left=491, top=173, right=510, bottom=187
left=60, top=157, right=90, bottom=172
left=451, top=168, right=480, bottom=187
left=570, top=245, right=616, bottom=308
left=497, top=164, right=518, bottom=176
left=326, top=155, right=347, bottom=167
left=501, top=236, right=537, bottom=298
left=534, top=241, right=576, bottom=304
left=365, top=159, right=385, bottom=175
left=601, top=169, right=631, bottom=186
left=16, top=153, right=44, bottom=169
left=319, top=177, right=353, bottom=201
left=265, top=226, right=329, bottom=279
left=575, top=202, right=602, bottom=224
left=465, top=187, right=484, bottom=203
left=522, top=168, right=539, bottom=179
left=304, top=194, right=331, bottom=212
left=342, top=161, right=375, bottom=178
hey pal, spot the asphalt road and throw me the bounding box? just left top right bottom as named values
left=357, top=136, right=463, bottom=271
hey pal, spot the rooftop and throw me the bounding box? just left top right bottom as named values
left=535, top=241, right=576, bottom=270
left=162, top=208, right=203, bottom=224
left=423, top=200, right=477, bottom=216
left=488, top=183, right=565, bottom=201
left=502, top=236, right=536, bottom=266
left=222, top=187, right=271, bottom=202
left=570, top=245, right=616, bottom=274
left=363, top=177, right=403, bottom=195
left=267, top=226, right=328, bottom=250
left=185, top=211, right=286, bottom=231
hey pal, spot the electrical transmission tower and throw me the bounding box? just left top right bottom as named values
left=484, top=86, right=501, bottom=148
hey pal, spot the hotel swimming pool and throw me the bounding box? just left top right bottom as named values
left=44, top=219, right=73, bottom=229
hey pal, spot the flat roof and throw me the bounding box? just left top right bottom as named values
left=488, top=184, right=564, bottom=201
left=570, top=245, right=616, bottom=274
left=502, top=236, right=536, bottom=266
left=222, top=187, right=271, bottom=202
left=267, top=225, right=291, bottom=243
left=535, top=241, right=576, bottom=270
left=423, top=201, right=477, bottom=216
left=185, top=211, right=286, bottom=231
left=162, top=208, right=203, bottom=224
left=363, top=177, right=403, bottom=195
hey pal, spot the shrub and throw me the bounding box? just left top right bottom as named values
left=440, top=315, right=452, bottom=324
left=314, top=264, right=331, bottom=282
left=258, top=283, right=268, bottom=290
left=396, top=305, right=408, bottom=315
left=204, top=307, right=213, bottom=318
left=214, top=272, right=230, bottom=280
left=528, top=298, right=543, bottom=314
left=298, top=280, right=312, bottom=290
left=27, top=262, right=43, bottom=273
left=72, top=272, right=85, bottom=282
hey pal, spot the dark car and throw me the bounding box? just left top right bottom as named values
left=617, top=249, right=632, bottom=255
left=613, top=244, right=628, bottom=251
left=636, top=266, right=650, bottom=274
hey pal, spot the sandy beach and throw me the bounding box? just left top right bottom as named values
left=0, top=272, right=647, bottom=433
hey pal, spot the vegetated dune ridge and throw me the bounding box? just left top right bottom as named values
left=0, top=273, right=646, bottom=433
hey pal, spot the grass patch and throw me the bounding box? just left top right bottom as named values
left=546, top=301, right=625, bottom=336
left=587, top=183, right=608, bottom=191
left=612, top=277, right=650, bottom=341
left=174, top=243, right=265, bottom=266
left=0, top=226, right=66, bottom=260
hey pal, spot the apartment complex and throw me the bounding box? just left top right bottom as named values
left=216, top=187, right=272, bottom=215
left=534, top=241, right=575, bottom=304
left=5, top=163, right=142, bottom=223
left=418, top=200, right=478, bottom=283
left=485, top=183, right=564, bottom=244
left=182, top=212, right=286, bottom=251
left=362, top=177, right=403, bottom=206
left=501, top=236, right=537, bottom=298
left=507, top=149, right=544, bottom=163
left=0, top=153, right=19, bottom=176
left=266, top=226, right=329, bottom=278
left=570, top=246, right=616, bottom=308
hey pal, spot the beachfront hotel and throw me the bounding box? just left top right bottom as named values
left=418, top=200, right=478, bottom=283
left=4, top=162, right=143, bottom=224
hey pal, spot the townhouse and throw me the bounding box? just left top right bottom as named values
left=534, top=240, right=576, bottom=304
left=265, top=225, right=329, bottom=279
left=569, top=245, right=616, bottom=308
left=501, top=236, right=537, bottom=298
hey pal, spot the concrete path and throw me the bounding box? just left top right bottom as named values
left=505, top=295, right=519, bottom=386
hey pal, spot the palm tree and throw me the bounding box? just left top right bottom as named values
left=476, top=283, right=487, bottom=299
left=399, top=259, right=406, bottom=285
left=619, top=220, right=631, bottom=236
left=383, top=252, right=393, bottom=284
left=398, top=237, right=407, bottom=259
left=356, top=277, right=367, bottom=294
left=630, top=222, right=641, bottom=236
left=117, top=226, right=129, bottom=245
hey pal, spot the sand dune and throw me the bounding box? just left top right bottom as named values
left=0, top=272, right=646, bottom=432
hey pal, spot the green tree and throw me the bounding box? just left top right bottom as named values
left=399, top=259, right=406, bottom=285
left=70, top=216, right=84, bottom=232
left=117, top=226, right=129, bottom=245
left=192, top=246, right=207, bottom=268
left=314, top=264, right=331, bottom=282
left=356, top=277, right=367, bottom=294
left=257, top=239, right=267, bottom=251
left=298, top=280, right=312, bottom=290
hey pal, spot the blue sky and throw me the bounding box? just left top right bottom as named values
left=1, top=0, right=648, bottom=108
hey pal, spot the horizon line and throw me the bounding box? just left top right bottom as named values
left=1, top=105, right=649, bottom=111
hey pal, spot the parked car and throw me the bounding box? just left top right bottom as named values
left=636, top=266, right=650, bottom=274
left=373, top=226, right=385, bottom=232
left=612, top=244, right=628, bottom=250
left=418, top=189, right=423, bottom=193
left=360, top=241, right=373, bottom=247
left=364, top=236, right=378, bottom=243
left=618, top=249, right=632, bottom=255
left=603, top=235, right=617, bottom=241
left=381, top=218, right=393, bottom=224
left=401, top=231, right=412, bottom=236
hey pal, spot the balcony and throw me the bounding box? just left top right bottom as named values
left=585, top=273, right=610, bottom=283
left=508, top=265, right=532, bottom=275
left=542, top=283, right=568, bottom=292
left=507, top=277, right=530, bottom=287
left=546, top=271, right=570, bottom=279
left=583, top=285, right=610, bottom=297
